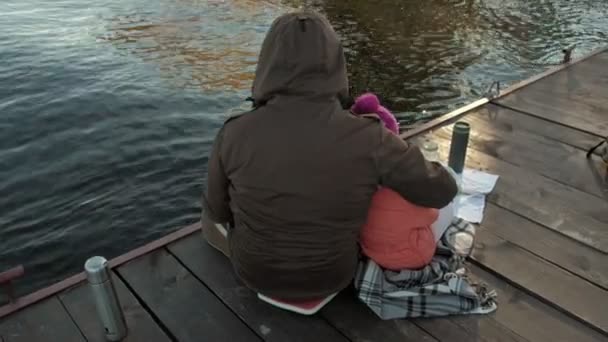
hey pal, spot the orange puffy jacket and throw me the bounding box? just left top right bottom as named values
left=360, top=187, right=438, bottom=270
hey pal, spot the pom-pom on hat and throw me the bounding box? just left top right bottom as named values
left=351, top=92, right=399, bottom=135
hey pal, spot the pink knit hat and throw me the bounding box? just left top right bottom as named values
left=351, top=93, right=399, bottom=134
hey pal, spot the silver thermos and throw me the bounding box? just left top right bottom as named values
left=84, top=256, right=128, bottom=341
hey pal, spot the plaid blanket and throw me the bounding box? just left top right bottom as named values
left=355, top=218, right=497, bottom=320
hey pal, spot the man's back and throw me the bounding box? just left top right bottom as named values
left=204, top=11, right=457, bottom=300
left=219, top=98, right=386, bottom=299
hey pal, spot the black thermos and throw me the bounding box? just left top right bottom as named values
left=448, top=121, right=471, bottom=174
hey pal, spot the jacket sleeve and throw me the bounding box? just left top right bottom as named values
left=375, top=128, right=458, bottom=209
left=204, top=126, right=233, bottom=224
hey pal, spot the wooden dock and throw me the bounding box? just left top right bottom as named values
left=1, top=48, right=607, bottom=342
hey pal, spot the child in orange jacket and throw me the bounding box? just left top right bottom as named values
left=351, top=93, right=451, bottom=270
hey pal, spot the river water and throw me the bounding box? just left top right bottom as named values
left=1, top=0, right=606, bottom=298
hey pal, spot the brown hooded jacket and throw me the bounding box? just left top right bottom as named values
left=205, top=11, right=457, bottom=300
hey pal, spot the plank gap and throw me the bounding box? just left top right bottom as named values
left=0, top=297, right=86, bottom=342
left=410, top=322, right=442, bottom=342
left=318, top=315, right=358, bottom=342
left=117, top=248, right=260, bottom=341
left=426, top=132, right=608, bottom=253
left=469, top=258, right=607, bottom=337
left=491, top=101, right=606, bottom=139
left=434, top=118, right=607, bottom=200
left=447, top=315, right=531, bottom=342
left=113, top=268, right=178, bottom=342
left=57, top=294, right=89, bottom=342
left=489, top=200, right=607, bottom=256
left=164, top=247, right=265, bottom=341
left=480, top=103, right=603, bottom=154
left=169, top=236, right=350, bottom=342
left=320, top=289, right=439, bottom=342
left=482, top=203, right=608, bottom=292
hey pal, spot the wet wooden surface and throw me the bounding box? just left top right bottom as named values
left=496, top=50, right=608, bottom=137
left=430, top=131, right=608, bottom=253
left=167, top=236, right=349, bottom=342
left=0, top=297, right=84, bottom=342
left=1, top=51, right=607, bottom=342
left=433, top=106, right=606, bottom=198
left=116, top=249, right=260, bottom=342
left=58, top=273, right=171, bottom=342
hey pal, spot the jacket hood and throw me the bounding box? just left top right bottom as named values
left=251, top=11, right=349, bottom=105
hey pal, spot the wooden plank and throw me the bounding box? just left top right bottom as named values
left=495, top=47, right=608, bottom=100
left=59, top=273, right=170, bottom=342
left=468, top=265, right=607, bottom=342
left=109, top=223, right=200, bottom=268
left=167, top=234, right=350, bottom=342
left=487, top=190, right=607, bottom=253
left=172, top=230, right=516, bottom=342
left=0, top=297, right=84, bottom=342
left=171, top=231, right=524, bottom=342
left=321, top=290, right=438, bottom=342
left=494, top=51, right=608, bottom=137
left=323, top=251, right=602, bottom=342
left=465, top=104, right=602, bottom=153
left=414, top=316, right=526, bottom=342
left=446, top=315, right=529, bottom=342
left=483, top=203, right=608, bottom=290
left=425, top=134, right=608, bottom=253
left=400, top=47, right=608, bottom=141
left=0, top=223, right=200, bottom=320
left=0, top=273, right=86, bottom=320
left=413, top=317, right=487, bottom=342
left=117, top=248, right=260, bottom=342
left=434, top=114, right=606, bottom=198
left=472, top=227, right=608, bottom=334
left=172, top=221, right=525, bottom=342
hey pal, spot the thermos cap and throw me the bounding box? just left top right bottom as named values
left=84, top=256, right=110, bottom=284
left=453, top=121, right=470, bottom=133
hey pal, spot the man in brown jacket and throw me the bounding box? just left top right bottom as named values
left=203, top=11, right=457, bottom=300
